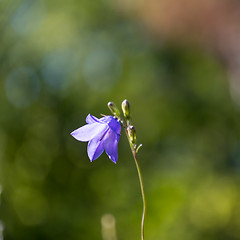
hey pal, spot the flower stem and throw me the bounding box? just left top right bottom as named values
left=132, top=146, right=146, bottom=240
left=124, top=127, right=146, bottom=240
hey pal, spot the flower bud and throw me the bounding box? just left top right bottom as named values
left=128, top=125, right=136, bottom=145
left=121, top=99, right=131, bottom=120
left=108, top=102, right=120, bottom=117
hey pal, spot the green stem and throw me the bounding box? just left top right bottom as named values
left=124, top=128, right=146, bottom=240
left=132, top=146, right=146, bottom=240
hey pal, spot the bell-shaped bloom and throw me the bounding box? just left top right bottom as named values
left=71, top=114, right=121, bottom=163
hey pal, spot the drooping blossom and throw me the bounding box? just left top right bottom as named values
left=71, top=114, right=121, bottom=163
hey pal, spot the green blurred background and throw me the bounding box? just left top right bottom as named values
left=1, top=0, right=240, bottom=239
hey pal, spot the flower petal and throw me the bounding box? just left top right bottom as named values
left=103, top=130, right=120, bottom=163
left=108, top=118, right=121, bottom=135
left=71, top=122, right=108, bottom=142
left=86, top=114, right=99, bottom=124
left=98, top=116, right=121, bottom=135
left=87, top=137, right=104, bottom=161
left=99, top=116, right=113, bottom=123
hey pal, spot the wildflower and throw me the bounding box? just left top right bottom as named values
left=71, top=114, right=121, bottom=163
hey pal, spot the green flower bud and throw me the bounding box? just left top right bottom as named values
left=121, top=99, right=131, bottom=120
left=108, top=102, right=120, bottom=117
left=128, top=125, right=136, bottom=145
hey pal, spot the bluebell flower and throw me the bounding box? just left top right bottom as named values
left=71, top=114, right=121, bottom=163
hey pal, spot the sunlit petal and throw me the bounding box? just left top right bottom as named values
left=71, top=122, right=107, bottom=142
left=104, top=130, right=120, bottom=163
left=87, top=137, right=104, bottom=161
left=86, top=114, right=100, bottom=124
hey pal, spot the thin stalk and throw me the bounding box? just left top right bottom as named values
left=132, top=146, right=146, bottom=240
left=124, top=127, right=146, bottom=240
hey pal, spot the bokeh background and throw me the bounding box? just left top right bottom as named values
left=1, top=0, right=240, bottom=239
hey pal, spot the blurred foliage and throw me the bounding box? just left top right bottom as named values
left=1, top=0, right=240, bottom=240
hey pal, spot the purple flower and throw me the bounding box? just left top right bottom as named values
left=71, top=114, right=121, bottom=163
